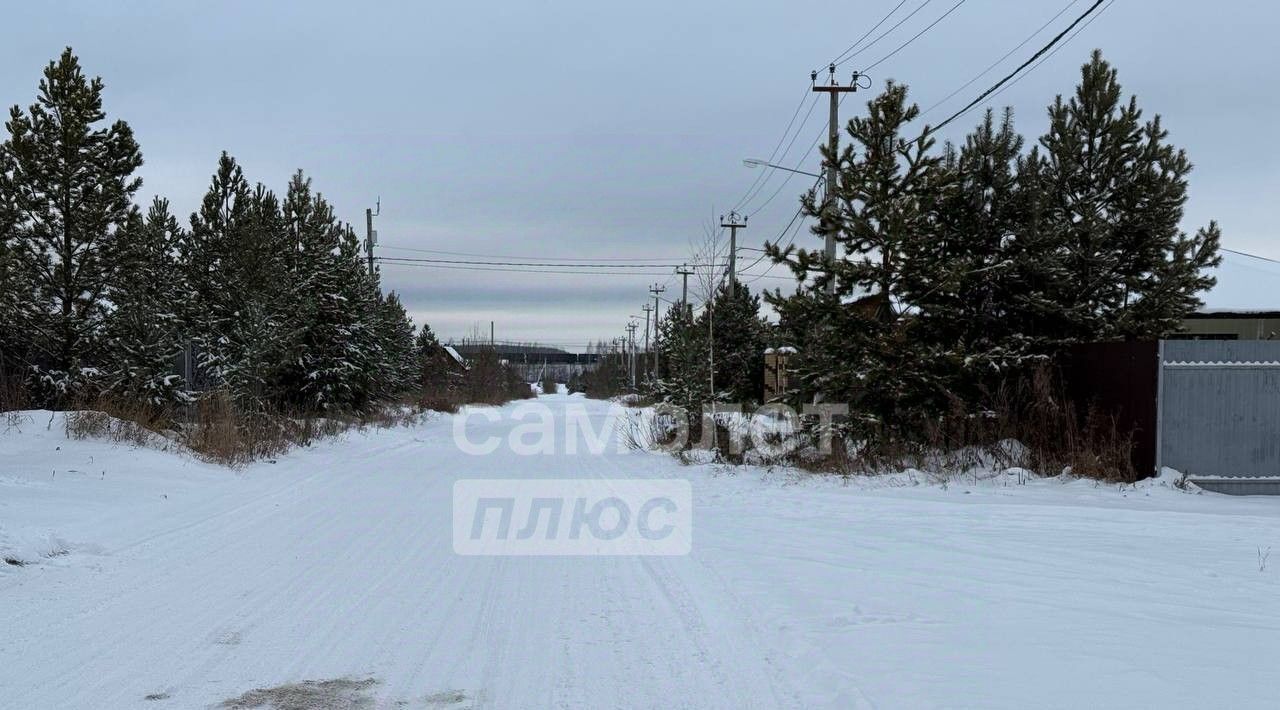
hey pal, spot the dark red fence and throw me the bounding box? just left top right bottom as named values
left=1057, top=341, right=1160, bottom=479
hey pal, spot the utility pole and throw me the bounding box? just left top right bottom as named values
left=614, top=337, right=626, bottom=391
left=365, top=198, right=380, bottom=277
left=675, top=264, right=694, bottom=316
left=649, top=283, right=665, bottom=380
left=641, top=303, right=653, bottom=383
left=719, top=212, right=747, bottom=297
left=625, top=323, right=639, bottom=389
left=812, top=65, right=860, bottom=294
left=490, top=320, right=495, bottom=348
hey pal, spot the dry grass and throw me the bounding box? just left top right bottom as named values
left=58, top=356, right=538, bottom=467
left=59, top=391, right=429, bottom=467
left=418, top=350, right=533, bottom=413
left=220, top=677, right=379, bottom=709
left=1, top=373, right=27, bottom=427
left=788, top=367, right=1138, bottom=483
left=649, top=366, right=1138, bottom=484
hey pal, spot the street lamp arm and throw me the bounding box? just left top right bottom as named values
left=742, top=158, right=823, bottom=179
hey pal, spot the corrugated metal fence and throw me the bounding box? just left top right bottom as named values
left=1158, top=340, right=1280, bottom=493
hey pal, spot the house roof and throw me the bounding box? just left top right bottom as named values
left=1197, top=250, right=1280, bottom=314
left=442, top=345, right=467, bottom=367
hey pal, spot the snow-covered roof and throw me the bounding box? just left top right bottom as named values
left=442, top=345, right=467, bottom=366
left=1196, top=251, right=1280, bottom=314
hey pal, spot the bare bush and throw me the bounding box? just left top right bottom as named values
left=615, top=407, right=680, bottom=452
left=619, top=393, right=653, bottom=408
left=616, top=410, right=649, bottom=451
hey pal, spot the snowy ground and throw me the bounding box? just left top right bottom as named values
left=2, top=396, right=1279, bottom=709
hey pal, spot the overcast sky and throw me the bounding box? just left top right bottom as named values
left=4, top=1, right=1276, bottom=350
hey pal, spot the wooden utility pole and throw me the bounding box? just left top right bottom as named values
left=675, top=264, right=694, bottom=316
left=641, top=303, right=653, bottom=383
left=365, top=198, right=380, bottom=277
left=649, top=283, right=665, bottom=380
left=812, top=65, right=860, bottom=294
left=719, top=212, right=746, bottom=297
left=625, top=322, right=639, bottom=389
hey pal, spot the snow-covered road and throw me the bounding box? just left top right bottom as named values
left=3, top=395, right=1280, bottom=709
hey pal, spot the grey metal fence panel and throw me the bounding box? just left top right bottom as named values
left=1159, top=340, right=1280, bottom=481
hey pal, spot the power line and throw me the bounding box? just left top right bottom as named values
left=376, top=258, right=753, bottom=278
left=738, top=93, right=823, bottom=213
left=919, top=0, right=1080, bottom=118
left=747, top=0, right=968, bottom=235
left=862, top=0, right=967, bottom=73
left=746, top=97, right=846, bottom=218
left=981, top=0, right=1115, bottom=107
left=376, top=260, right=678, bottom=277
left=745, top=1, right=1109, bottom=295
left=744, top=205, right=813, bottom=284
left=740, top=177, right=821, bottom=273
left=735, top=1, right=967, bottom=290
left=739, top=270, right=810, bottom=282
left=377, top=256, right=689, bottom=269
left=833, top=0, right=938, bottom=69
left=926, top=0, right=1108, bottom=136
left=377, top=245, right=686, bottom=262
left=1221, top=248, right=1280, bottom=265
left=732, top=83, right=814, bottom=211
left=732, top=0, right=914, bottom=216
left=739, top=0, right=950, bottom=217
left=825, top=0, right=912, bottom=69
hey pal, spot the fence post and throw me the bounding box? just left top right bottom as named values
left=1154, top=339, right=1166, bottom=477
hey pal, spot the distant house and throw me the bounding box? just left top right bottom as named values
left=442, top=345, right=469, bottom=372
left=1178, top=251, right=1280, bottom=340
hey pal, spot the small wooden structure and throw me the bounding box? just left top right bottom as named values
left=763, top=346, right=796, bottom=402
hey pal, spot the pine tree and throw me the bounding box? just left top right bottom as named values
left=1034, top=50, right=1220, bottom=341
left=655, top=303, right=712, bottom=413
left=414, top=321, right=452, bottom=379
left=1, top=48, right=143, bottom=400
left=335, top=223, right=385, bottom=410
left=179, top=153, right=251, bottom=392
left=180, top=154, right=295, bottom=407
left=654, top=282, right=769, bottom=422
left=278, top=172, right=360, bottom=411
left=101, top=198, right=189, bottom=407
left=0, top=158, right=31, bottom=379
left=373, top=292, right=418, bottom=401
left=706, top=283, right=769, bottom=404
left=901, top=109, right=1020, bottom=348
left=226, top=183, right=291, bottom=404
left=415, top=323, right=440, bottom=355
left=895, top=108, right=1064, bottom=394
